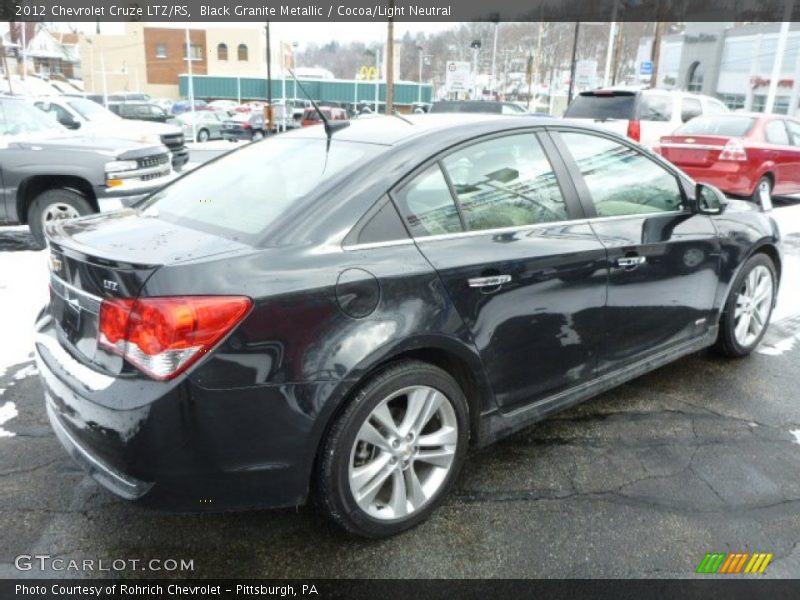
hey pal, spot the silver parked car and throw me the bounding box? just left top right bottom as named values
left=178, top=111, right=226, bottom=142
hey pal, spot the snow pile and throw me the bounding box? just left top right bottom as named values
left=0, top=248, right=49, bottom=377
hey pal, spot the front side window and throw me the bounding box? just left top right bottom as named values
left=765, top=120, right=790, bottom=145
left=441, top=133, right=567, bottom=230
left=392, top=165, right=463, bottom=237
left=786, top=120, right=800, bottom=146
left=560, top=132, right=684, bottom=217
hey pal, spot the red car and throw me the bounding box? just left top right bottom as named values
left=301, top=106, right=348, bottom=127
left=656, top=113, right=800, bottom=202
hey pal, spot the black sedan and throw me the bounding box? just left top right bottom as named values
left=221, top=112, right=266, bottom=142
left=36, top=115, right=781, bottom=538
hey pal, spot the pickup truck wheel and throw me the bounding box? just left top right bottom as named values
left=28, top=189, right=93, bottom=249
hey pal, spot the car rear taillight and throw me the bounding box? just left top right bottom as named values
left=98, top=296, right=252, bottom=380
left=626, top=120, right=641, bottom=142
left=718, top=139, right=748, bottom=161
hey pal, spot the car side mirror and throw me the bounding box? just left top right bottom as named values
left=695, top=183, right=728, bottom=215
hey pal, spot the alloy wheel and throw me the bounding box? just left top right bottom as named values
left=348, top=385, right=458, bottom=521
left=734, top=264, right=773, bottom=347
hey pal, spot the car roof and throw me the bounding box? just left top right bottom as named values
left=288, top=113, right=561, bottom=146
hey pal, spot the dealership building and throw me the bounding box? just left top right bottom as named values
left=639, top=22, right=800, bottom=117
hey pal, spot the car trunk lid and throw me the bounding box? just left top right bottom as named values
left=45, top=209, right=252, bottom=374
left=659, top=135, right=730, bottom=167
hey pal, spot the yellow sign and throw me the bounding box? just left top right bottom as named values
left=358, top=66, right=379, bottom=81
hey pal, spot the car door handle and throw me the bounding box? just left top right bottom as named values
left=467, top=275, right=512, bottom=288
left=616, top=256, right=646, bottom=269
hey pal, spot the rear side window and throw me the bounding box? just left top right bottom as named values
left=441, top=133, right=567, bottom=230
left=681, top=97, right=702, bottom=123
left=393, top=165, right=464, bottom=237
left=564, top=93, right=636, bottom=120
left=765, top=120, right=790, bottom=145
left=560, top=132, right=684, bottom=216
left=675, top=116, right=755, bottom=136
left=639, top=94, right=673, bottom=122
left=143, top=137, right=374, bottom=242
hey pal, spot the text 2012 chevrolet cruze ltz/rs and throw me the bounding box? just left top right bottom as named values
left=36, top=115, right=781, bottom=537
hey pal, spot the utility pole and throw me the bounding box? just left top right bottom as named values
left=532, top=19, right=543, bottom=108
left=612, top=21, right=625, bottom=85
left=374, top=46, right=381, bottom=112
left=21, top=21, right=26, bottom=80
left=417, top=45, right=424, bottom=104
left=386, top=16, right=394, bottom=114
left=567, top=22, right=580, bottom=102
left=265, top=21, right=273, bottom=135
left=650, top=21, right=665, bottom=88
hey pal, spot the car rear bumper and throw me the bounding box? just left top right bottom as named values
left=677, top=163, right=757, bottom=197
left=222, top=130, right=253, bottom=141
left=35, top=310, right=323, bottom=511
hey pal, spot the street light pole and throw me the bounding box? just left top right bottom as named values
left=374, top=46, right=381, bottom=112
left=265, top=21, right=273, bottom=135
left=765, top=0, right=794, bottom=113
left=603, top=2, right=618, bottom=88
left=417, top=45, right=424, bottom=104
left=490, top=22, right=499, bottom=98
left=184, top=28, right=196, bottom=144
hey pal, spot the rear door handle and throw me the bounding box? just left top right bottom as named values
left=467, top=274, right=512, bottom=288
left=616, top=256, right=646, bottom=269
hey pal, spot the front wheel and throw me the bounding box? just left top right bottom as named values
left=715, top=253, right=776, bottom=357
left=316, top=360, right=469, bottom=538
left=28, top=189, right=93, bottom=249
left=196, top=128, right=210, bottom=143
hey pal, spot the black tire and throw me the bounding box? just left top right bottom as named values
left=714, top=253, right=777, bottom=358
left=751, top=175, right=772, bottom=205
left=27, top=189, right=93, bottom=250
left=196, top=128, right=210, bottom=143
left=252, top=130, right=264, bottom=141
left=316, top=360, right=469, bottom=538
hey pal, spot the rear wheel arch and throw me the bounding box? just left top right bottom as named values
left=308, top=339, right=492, bottom=487
left=17, top=175, right=98, bottom=224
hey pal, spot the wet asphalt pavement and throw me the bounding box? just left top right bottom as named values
left=1, top=207, right=800, bottom=580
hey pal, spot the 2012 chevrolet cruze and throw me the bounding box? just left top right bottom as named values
left=36, top=114, right=781, bottom=537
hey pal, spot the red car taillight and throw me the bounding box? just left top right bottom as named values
left=98, top=296, right=252, bottom=381
left=626, top=120, right=641, bottom=142
left=718, top=139, right=748, bottom=161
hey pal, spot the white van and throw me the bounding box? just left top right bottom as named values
left=563, top=88, right=729, bottom=148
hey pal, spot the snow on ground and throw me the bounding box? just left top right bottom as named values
left=0, top=242, right=49, bottom=378
left=0, top=401, right=18, bottom=438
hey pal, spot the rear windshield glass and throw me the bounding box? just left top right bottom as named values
left=675, top=116, right=756, bottom=137
left=564, top=93, right=636, bottom=120
left=141, top=137, right=373, bottom=243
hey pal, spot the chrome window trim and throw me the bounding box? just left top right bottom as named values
left=342, top=238, right=415, bottom=251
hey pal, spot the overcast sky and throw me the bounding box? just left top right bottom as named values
left=64, top=21, right=455, bottom=48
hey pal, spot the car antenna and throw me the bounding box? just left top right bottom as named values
left=392, top=110, right=414, bottom=125
left=288, top=68, right=349, bottom=150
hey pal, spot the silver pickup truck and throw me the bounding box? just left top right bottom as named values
left=0, top=96, right=175, bottom=248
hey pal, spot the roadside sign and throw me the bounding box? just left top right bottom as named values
left=445, top=61, right=471, bottom=93
left=575, top=59, right=597, bottom=89
left=640, top=61, right=653, bottom=76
